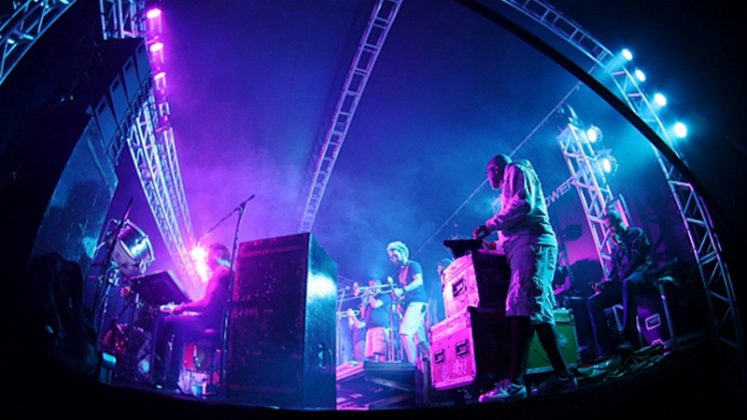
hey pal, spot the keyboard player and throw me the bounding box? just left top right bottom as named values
left=153, top=242, right=231, bottom=392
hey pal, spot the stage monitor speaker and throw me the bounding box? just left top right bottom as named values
left=226, top=233, right=337, bottom=410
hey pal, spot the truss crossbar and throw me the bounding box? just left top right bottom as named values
left=557, top=124, right=621, bottom=274
left=1, top=0, right=76, bottom=87
left=126, top=83, right=196, bottom=288
left=298, top=0, right=403, bottom=232
left=99, top=0, right=144, bottom=41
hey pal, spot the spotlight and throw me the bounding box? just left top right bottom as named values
left=597, top=149, right=618, bottom=175
left=191, top=246, right=210, bottom=282
left=191, top=245, right=207, bottom=261
left=149, top=42, right=164, bottom=53
left=149, top=42, right=165, bottom=68
left=586, top=125, right=603, bottom=143
left=621, top=48, right=633, bottom=61
left=146, top=8, right=162, bottom=19
left=673, top=122, right=688, bottom=138
left=634, top=69, right=646, bottom=82
left=154, top=71, right=167, bottom=91
left=145, top=8, right=163, bottom=36
left=653, top=93, right=667, bottom=106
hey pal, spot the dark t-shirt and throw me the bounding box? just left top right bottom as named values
left=364, top=292, right=392, bottom=328
left=609, top=226, right=652, bottom=282
left=397, top=260, right=428, bottom=307
left=200, top=268, right=231, bottom=328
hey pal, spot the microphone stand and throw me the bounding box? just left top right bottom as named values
left=94, top=197, right=133, bottom=339
left=217, top=194, right=255, bottom=399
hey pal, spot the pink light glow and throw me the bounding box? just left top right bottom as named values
left=191, top=246, right=210, bottom=283
left=149, top=42, right=164, bottom=53
left=146, top=8, right=162, bottom=19
left=154, top=71, right=167, bottom=91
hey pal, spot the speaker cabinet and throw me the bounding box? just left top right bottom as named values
left=440, top=251, right=510, bottom=318
left=526, top=308, right=581, bottom=373
left=226, top=233, right=337, bottom=409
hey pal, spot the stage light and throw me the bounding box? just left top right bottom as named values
left=673, top=122, right=688, bottom=138
left=634, top=69, right=646, bottom=82
left=149, top=42, right=165, bottom=69
left=586, top=125, right=603, bottom=143
left=621, top=48, right=633, bottom=61
left=191, top=246, right=210, bottom=282
left=146, top=8, right=162, bottom=19
left=149, top=42, right=164, bottom=53
left=597, top=150, right=618, bottom=175
left=653, top=93, right=667, bottom=106
left=154, top=71, right=167, bottom=91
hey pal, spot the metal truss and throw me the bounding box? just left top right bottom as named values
left=556, top=123, right=621, bottom=276
left=125, top=82, right=196, bottom=289
left=99, top=0, right=197, bottom=291
left=1, top=0, right=76, bottom=87
left=99, top=0, right=144, bottom=41
left=298, top=0, right=403, bottom=232
left=502, top=0, right=744, bottom=395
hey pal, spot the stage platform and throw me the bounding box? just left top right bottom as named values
left=336, top=362, right=417, bottom=410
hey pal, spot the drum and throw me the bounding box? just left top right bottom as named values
left=111, top=220, right=154, bottom=276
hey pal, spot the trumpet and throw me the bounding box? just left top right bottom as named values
left=358, top=284, right=395, bottom=298
left=337, top=309, right=360, bottom=319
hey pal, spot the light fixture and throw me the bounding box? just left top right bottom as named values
left=146, top=8, right=162, bottom=19
left=586, top=125, right=603, bottom=143
left=190, top=246, right=210, bottom=282
left=673, top=122, right=688, bottom=139
left=596, top=149, right=618, bottom=175
left=621, top=48, right=633, bottom=61
left=653, top=93, right=667, bottom=106
left=634, top=69, right=646, bottom=82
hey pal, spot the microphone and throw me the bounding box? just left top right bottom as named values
left=235, top=194, right=256, bottom=211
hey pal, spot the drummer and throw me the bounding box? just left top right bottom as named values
left=152, top=242, right=231, bottom=392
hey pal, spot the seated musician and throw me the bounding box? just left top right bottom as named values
left=587, top=209, right=653, bottom=359
left=153, top=242, right=231, bottom=391
left=347, top=278, right=392, bottom=362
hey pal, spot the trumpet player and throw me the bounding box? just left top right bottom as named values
left=347, top=278, right=392, bottom=362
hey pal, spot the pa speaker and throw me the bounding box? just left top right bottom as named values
left=226, top=233, right=337, bottom=409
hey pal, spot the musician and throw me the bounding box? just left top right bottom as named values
left=153, top=242, right=231, bottom=391
left=386, top=241, right=430, bottom=364
left=587, top=209, right=653, bottom=359
left=347, top=278, right=392, bottom=362
left=346, top=281, right=366, bottom=362
left=473, top=154, right=575, bottom=402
